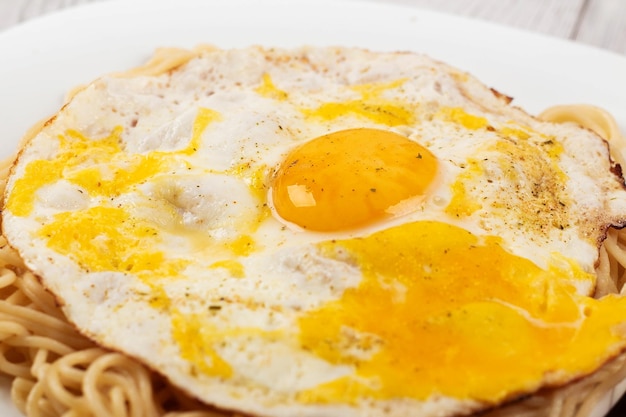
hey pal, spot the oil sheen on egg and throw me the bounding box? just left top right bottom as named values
left=4, top=46, right=626, bottom=417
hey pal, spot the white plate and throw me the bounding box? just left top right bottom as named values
left=0, top=0, right=625, bottom=416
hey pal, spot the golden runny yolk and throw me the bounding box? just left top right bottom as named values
left=271, top=128, right=437, bottom=231
left=296, top=220, right=626, bottom=403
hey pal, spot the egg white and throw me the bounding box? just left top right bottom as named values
left=4, top=46, right=626, bottom=417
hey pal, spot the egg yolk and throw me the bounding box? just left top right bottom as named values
left=271, top=128, right=437, bottom=231
left=295, top=220, right=625, bottom=403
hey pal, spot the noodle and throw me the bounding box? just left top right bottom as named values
left=0, top=235, right=220, bottom=416
left=0, top=49, right=625, bottom=417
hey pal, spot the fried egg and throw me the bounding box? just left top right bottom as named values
left=4, top=46, right=626, bottom=417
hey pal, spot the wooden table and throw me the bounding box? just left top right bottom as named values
left=1, top=0, right=625, bottom=55
left=0, top=1, right=625, bottom=417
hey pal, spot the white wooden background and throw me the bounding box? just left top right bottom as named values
left=0, top=0, right=625, bottom=55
